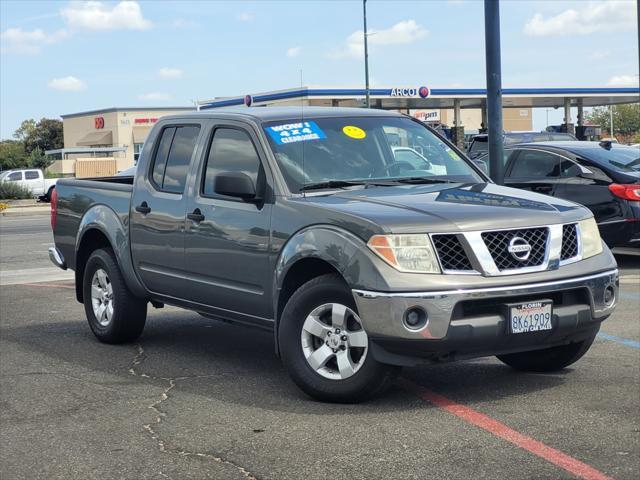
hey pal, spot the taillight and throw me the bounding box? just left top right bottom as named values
left=609, top=184, right=640, bottom=201
left=50, top=187, right=58, bottom=231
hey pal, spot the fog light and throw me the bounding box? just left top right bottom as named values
left=403, top=307, right=428, bottom=330
left=604, top=286, right=615, bottom=306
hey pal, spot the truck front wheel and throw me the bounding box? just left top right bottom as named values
left=279, top=274, right=399, bottom=403
left=496, top=332, right=597, bottom=372
left=83, top=248, right=147, bottom=344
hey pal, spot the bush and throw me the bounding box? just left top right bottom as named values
left=0, top=182, right=33, bottom=200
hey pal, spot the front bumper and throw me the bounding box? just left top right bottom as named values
left=352, top=269, right=618, bottom=363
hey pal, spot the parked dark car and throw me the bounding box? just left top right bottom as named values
left=48, top=108, right=618, bottom=402
left=478, top=141, right=640, bottom=248
left=467, top=132, right=577, bottom=159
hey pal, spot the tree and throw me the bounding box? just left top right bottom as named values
left=23, top=118, right=63, bottom=154
left=586, top=104, right=640, bottom=141
left=13, top=119, right=36, bottom=143
left=28, top=147, right=52, bottom=170
left=0, top=140, right=28, bottom=171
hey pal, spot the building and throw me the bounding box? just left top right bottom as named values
left=198, top=86, right=639, bottom=147
left=49, top=107, right=193, bottom=176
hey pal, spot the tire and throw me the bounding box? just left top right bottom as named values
left=44, top=187, right=54, bottom=203
left=278, top=273, right=399, bottom=403
left=496, top=333, right=597, bottom=372
left=83, top=248, right=147, bottom=344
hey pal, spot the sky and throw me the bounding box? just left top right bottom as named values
left=0, top=0, right=638, bottom=139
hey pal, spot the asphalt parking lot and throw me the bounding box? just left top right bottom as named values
left=1, top=214, right=638, bottom=480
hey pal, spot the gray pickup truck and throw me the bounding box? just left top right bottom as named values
left=49, top=107, right=618, bottom=402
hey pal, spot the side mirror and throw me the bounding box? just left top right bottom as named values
left=214, top=172, right=259, bottom=200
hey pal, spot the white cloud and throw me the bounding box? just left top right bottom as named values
left=61, top=1, right=152, bottom=31
left=170, top=18, right=199, bottom=29
left=329, top=20, right=427, bottom=59
left=1, top=27, right=68, bottom=54
left=590, top=49, right=610, bottom=60
left=524, top=1, right=635, bottom=36
left=47, top=76, right=87, bottom=91
left=159, top=67, right=183, bottom=78
left=138, top=92, right=170, bottom=101
left=607, top=75, right=639, bottom=87
left=237, top=12, right=253, bottom=22
left=286, top=46, right=302, bottom=58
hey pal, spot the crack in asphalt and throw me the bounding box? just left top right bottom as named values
left=128, top=343, right=259, bottom=480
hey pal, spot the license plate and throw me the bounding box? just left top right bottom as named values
left=508, top=301, right=553, bottom=334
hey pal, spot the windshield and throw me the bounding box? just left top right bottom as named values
left=574, top=145, right=640, bottom=172
left=263, top=116, right=482, bottom=192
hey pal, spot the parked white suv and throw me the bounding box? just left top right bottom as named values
left=0, top=168, right=58, bottom=201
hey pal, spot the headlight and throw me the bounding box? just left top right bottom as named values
left=367, top=234, right=440, bottom=273
left=579, top=217, right=603, bottom=259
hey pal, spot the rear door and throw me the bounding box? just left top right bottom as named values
left=504, top=148, right=564, bottom=197
left=182, top=121, right=274, bottom=323
left=130, top=122, right=204, bottom=298
left=24, top=170, right=43, bottom=195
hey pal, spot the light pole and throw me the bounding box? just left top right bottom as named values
left=484, top=0, right=505, bottom=184
left=363, top=0, right=370, bottom=108
left=609, top=105, right=615, bottom=139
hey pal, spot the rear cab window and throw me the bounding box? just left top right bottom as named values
left=24, top=170, right=40, bottom=180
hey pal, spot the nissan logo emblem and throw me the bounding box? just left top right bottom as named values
left=507, top=236, right=532, bottom=261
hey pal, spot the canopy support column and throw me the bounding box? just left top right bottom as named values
left=451, top=99, right=465, bottom=150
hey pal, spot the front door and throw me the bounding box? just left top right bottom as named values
left=183, top=123, right=273, bottom=324
left=130, top=123, right=203, bottom=298
left=504, top=149, right=565, bottom=197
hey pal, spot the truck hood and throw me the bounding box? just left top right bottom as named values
left=298, top=182, right=589, bottom=234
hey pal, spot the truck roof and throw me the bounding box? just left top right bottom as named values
left=161, top=106, right=403, bottom=123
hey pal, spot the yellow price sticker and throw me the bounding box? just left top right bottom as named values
left=342, top=125, right=366, bottom=139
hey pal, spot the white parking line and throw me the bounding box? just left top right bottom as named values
left=0, top=267, right=74, bottom=286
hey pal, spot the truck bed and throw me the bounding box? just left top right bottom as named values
left=54, top=176, right=134, bottom=271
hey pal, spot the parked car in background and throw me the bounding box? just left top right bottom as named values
left=0, top=168, right=58, bottom=201
left=467, top=131, right=577, bottom=159
left=49, top=107, right=618, bottom=402
left=478, top=141, right=639, bottom=248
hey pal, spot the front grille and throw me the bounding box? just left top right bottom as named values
left=481, top=227, right=548, bottom=271
left=561, top=224, right=579, bottom=260
left=432, top=234, right=474, bottom=271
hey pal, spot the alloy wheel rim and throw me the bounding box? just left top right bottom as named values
left=300, top=303, right=368, bottom=380
left=91, top=268, right=114, bottom=327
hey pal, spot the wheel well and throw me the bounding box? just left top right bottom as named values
left=277, top=258, right=342, bottom=323
left=75, top=229, right=111, bottom=302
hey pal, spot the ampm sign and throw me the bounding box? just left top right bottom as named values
left=390, top=86, right=430, bottom=98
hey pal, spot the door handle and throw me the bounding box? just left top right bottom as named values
left=187, top=208, right=205, bottom=223
left=135, top=202, right=151, bottom=214
left=533, top=185, right=552, bottom=193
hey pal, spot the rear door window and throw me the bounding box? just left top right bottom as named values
left=25, top=170, right=39, bottom=180
left=508, top=150, right=561, bottom=178
left=150, top=125, right=200, bottom=193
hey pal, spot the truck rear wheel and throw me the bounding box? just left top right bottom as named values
left=496, top=333, right=597, bottom=372
left=278, top=273, right=399, bottom=403
left=83, top=248, right=147, bottom=344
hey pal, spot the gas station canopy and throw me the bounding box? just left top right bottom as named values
left=198, top=86, right=640, bottom=110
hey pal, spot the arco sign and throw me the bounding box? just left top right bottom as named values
left=389, top=86, right=430, bottom=98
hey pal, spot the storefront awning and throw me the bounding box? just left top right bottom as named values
left=76, top=130, right=113, bottom=146
left=132, top=127, right=151, bottom=143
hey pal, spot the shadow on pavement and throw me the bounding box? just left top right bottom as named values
left=3, top=308, right=567, bottom=412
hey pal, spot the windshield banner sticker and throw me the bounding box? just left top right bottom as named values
left=266, top=121, right=326, bottom=145
left=436, top=189, right=556, bottom=211
left=342, top=125, right=367, bottom=139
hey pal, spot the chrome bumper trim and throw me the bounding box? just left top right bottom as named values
left=353, top=269, right=618, bottom=299
left=48, top=246, right=67, bottom=270
left=352, top=269, right=618, bottom=340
